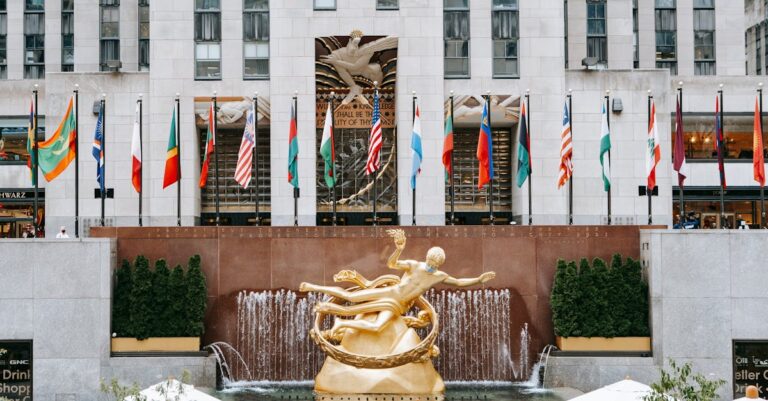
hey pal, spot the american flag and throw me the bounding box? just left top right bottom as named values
left=234, top=103, right=256, bottom=188
left=366, top=91, right=382, bottom=175
left=557, top=101, right=573, bottom=189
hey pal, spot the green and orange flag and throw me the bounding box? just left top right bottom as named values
left=163, top=103, right=180, bottom=188
left=199, top=102, right=215, bottom=188
left=38, top=96, right=77, bottom=182
left=288, top=100, right=299, bottom=188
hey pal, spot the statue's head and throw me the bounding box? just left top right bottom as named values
left=350, top=29, right=364, bottom=45
left=426, top=247, right=445, bottom=270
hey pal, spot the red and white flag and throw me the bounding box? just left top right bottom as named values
left=235, top=103, right=257, bottom=188
left=646, top=99, right=661, bottom=191
left=365, top=91, right=382, bottom=175
left=131, top=101, right=142, bottom=193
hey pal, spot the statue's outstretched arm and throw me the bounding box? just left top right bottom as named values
left=386, top=229, right=412, bottom=271
left=443, top=272, right=496, bottom=287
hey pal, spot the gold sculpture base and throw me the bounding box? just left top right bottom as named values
left=314, top=313, right=445, bottom=394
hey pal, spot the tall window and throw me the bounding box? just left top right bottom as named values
left=62, top=0, right=74, bottom=72
left=314, top=0, right=335, bottom=10
left=655, top=0, right=677, bottom=74
left=633, top=0, right=639, bottom=68
left=100, top=0, right=120, bottom=71
left=586, top=0, right=607, bottom=68
left=138, top=0, right=149, bottom=71
left=195, top=0, right=221, bottom=80
left=693, top=0, right=715, bottom=75
left=24, top=0, right=45, bottom=79
left=492, top=0, right=519, bottom=78
left=0, top=0, right=6, bottom=79
left=758, top=28, right=763, bottom=76
left=243, top=0, right=268, bottom=79
left=444, top=0, right=469, bottom=78
left=376, top=0, right=398, bottom=9
left=764, top=24, right=767, bottom=75
left=564, top=0, right=568, bottom=68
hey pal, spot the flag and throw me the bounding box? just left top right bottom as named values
left=235, top=102, right=256, bottom=188
left=754, top=96, right=765, bottom=187
left=26, top=99, right=36, bottom=185
left=162, top=104, right=180, bottom=189
left=410, top=102, right=423, bottom=189
left=287, top=100, right=299, bottom=188
left=442, top=103, right=454, bottom=181
left=319, top=102, right=336, bottom=188
left=673, top=95, right=688, bottom=187
left=715, top=96, right=726, bottom=189
left=131, top=102, right=142, bottom=193
left=516, top=99, right=531, bottom=188
left=38, top=96, right=77, bottom=182
left=599, top=103, right=611, bottom=191
left=646, top=99, right=661, bottom=191
left=476, top=100, right=494, bottom=189
left=366, top=91, right=382, bottom=175
left=557, top=101, right=573, bottom=189
left=199, top=102, right=215, bottom=188
left=92, top=103, right=105, bottom=192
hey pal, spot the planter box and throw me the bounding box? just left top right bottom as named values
left=556, top=336, right=651, bottom=352
left=111, top=337, right=200, bottom=353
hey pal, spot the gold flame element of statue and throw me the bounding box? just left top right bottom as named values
left=300, top=229, right=495, bottom=394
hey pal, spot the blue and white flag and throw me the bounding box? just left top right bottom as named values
left=92, top=104, right=105, bottom=192
left=410, top=102, right=423, bottom=189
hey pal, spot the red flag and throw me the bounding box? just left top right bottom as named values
left=476, top=100, right=494, bottom=189
left=199, top=102, right=215, bottom=188
left=715, top=96, right=726, bottom=189
left=754, top=97, right=765, bottom=187
left=673, top=95, right=687, bottom=187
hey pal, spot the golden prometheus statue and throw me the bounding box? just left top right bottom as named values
left=300, top=229, right=495, bottom=395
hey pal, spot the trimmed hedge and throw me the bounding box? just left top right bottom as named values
left=112, top=255, right=207, bottom=339
left=550, top=254, right=649, bottom=338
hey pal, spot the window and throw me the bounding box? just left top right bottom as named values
left=633, top=0, right=639, bottom=68
left=671, top=113, right=766, bottom=161
left=376, top=0, right=398, bottom=10
left=655, top=0, right=676, bottom=74
left=243, top=0, right=268, bottom=79
left=757, top=29, right=762, bottom=76
left=24, top=0, right=45, bottom=79
left=62, top=0, right=74, bottom=72
left=139, top=0, right=149, bottom=71
left=444, top=0, right=469, bottom=77
left=0, top=0, right=6, bottom=79
left=195, top=0, right=221, bottom=79
left=314, top=0, right=335, bottom=10
left=100, top=0, right=120, bottom=71
left=693, top=0, right=715, bottom=75
left=587, top=0, right=607, bottom=68
left=0, top=116, right=45, bottom=164
left=492, top=0, right=519, bottom=78
left=564, top=0, right=568, bottom=68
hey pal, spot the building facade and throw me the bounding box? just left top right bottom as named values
left=0, top=0, right=763, bottom=236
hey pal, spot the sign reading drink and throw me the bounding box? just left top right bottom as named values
left=0, top=340, right=32, bottom=401
left=734, top=340, right=768, bottom=398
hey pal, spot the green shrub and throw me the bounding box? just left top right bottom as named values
left=185, top=255, right=207, bottom=337
left=129, top=255, right=154, bottom=340
left=550, top=254, right=649, bottom=338
left=643, top=359, right=725, bottom=401
left=167, top=264, right=188, bottom=337
left=151, top=259, right=172, bottom=337
left=112, top=259, right=133, bottom=337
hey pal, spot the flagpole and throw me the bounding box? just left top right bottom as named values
left=525, top=89, right=532, bottom=225
left=605, top=90, right=611, bottom=226
left=74, top=84, right=80, bottom=238
left=449, top=91, right=456, bottom=225
left=487, top=92, right=494, bottom=225
left=567, top=89, right=574, bottom=225
left=175, top=93, right=181, bottom=227
left=100, top=94, right=106, bottom=227
left=678, top=82, right=685, bottom=224
left=253, top=92, right=260, bottom=226
left=138, top=94, right=143, bottom=227
left=647, top=90, right=653, bottom=225
left=33, top=84, right=39, bottom=236
left=756, top=82, right=765, bottom=228
left=213, top=91, right=220, bottom=226
left=719, top=84, right=725, bottom=228
left=372, top=83, right=379, bottom=227
left=293, top=92, right=299, bottom=227
left=412, top=91, right=417, bottom=226
left=330, top=92, right=337, bottom=226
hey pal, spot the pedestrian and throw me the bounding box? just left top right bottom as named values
left=56, top=226, right=69, bottom=238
